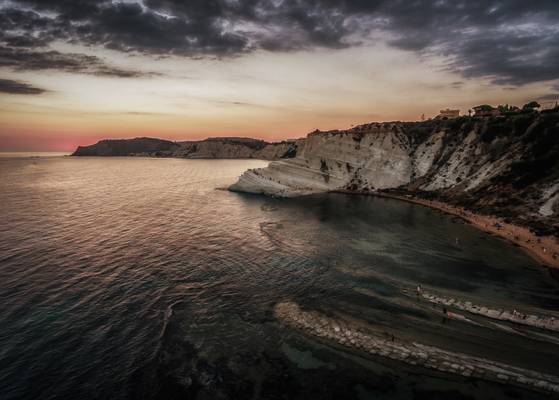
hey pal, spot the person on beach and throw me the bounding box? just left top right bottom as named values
left=442, top=307, right=452, bottom=323
left=416, top=285, right=422, bottom=296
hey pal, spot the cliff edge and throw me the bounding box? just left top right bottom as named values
left=230, top=111, right=559, bottom=234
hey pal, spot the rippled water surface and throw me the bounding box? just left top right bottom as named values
left=1, top=156, right=559, bottom=400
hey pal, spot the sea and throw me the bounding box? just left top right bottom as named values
left=1, top=154, right=558, bottom=400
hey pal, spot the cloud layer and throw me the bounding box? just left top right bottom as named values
left=0, top=78, right=46, bottom=94
left=1, top=0, right=558, bottom=85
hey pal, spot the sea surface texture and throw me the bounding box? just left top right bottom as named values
left=1, top=156, right=558, bottom=400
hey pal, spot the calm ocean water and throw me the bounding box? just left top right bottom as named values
left=1, top=156, right=558, bottom=400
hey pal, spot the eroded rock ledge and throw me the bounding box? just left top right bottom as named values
left=274, top=301, right=559, bottom=394
left=417, top=291, right=559, bottom=333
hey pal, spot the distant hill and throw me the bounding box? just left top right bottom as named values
left=72, top=137, right=303, bottom=160
left=73, top=137, right=179, bottom=156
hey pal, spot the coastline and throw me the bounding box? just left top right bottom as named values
left=334, top=189, right=559, bottom=269
left=275, top=301, right=559, bottom=395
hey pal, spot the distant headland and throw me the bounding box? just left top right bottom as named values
left=72, top=137, right=303, bottom=160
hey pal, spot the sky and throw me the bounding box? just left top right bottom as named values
left=1, top=0, right=559, bottom=151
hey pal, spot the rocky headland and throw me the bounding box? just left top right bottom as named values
left=71, top=111, right=559, bottom=266
left=72, top=137, right=302, bottom=160
left=229, top=111, right=559, bottom=266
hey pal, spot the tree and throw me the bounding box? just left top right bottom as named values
left=475, top=104, right=493, bottom=112
left=522, top=101, right=541, bottom=110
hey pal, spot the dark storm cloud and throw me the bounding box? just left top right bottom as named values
left=2, top=0, right=559, bottom=85
left=0, top=78, right=46, bottom=95
left=0, top=47, right=156, bottom=78
left=0, top=4, right=158, bottom=77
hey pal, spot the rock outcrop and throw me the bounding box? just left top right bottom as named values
left=274, top=301, right=559, bottom=395
left=73, top=137, right=302, bottom=160
left=174, top=137, right=303, bottom=160
left=230, top=112, right=559, bottom=233
left=229, top=125, right=415, bottom=196
left=416, top=290, right=559, bottom=333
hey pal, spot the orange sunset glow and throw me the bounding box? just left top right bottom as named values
left=2, top=3, right=559, bottom=400
left=1, top=1, right=558, bottom=151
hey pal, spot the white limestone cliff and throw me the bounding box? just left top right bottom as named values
left=230, top=124, right=417, bottom=196
left=229, top=123, right=497, bottom=195
left=229, top=115, right=559, bottom=229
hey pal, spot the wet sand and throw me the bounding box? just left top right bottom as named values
left=336, top=190, right=559, bottom=269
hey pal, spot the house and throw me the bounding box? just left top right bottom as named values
left=436, top=108, right=460, bottom=119
left=472, top=105, right=500, bottom=117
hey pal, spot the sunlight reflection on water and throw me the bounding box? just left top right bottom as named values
left=0, top=156, right=558, bottom=400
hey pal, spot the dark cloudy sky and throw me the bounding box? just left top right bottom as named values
left=1, top=0, right=558, bottom=150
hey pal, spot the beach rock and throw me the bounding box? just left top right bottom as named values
left=419, top=291, right=559, bottom=333
left=274, top=301, right=559, bottom=395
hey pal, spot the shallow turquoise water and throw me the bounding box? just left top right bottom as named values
left=1, top=156, right=558, bottom=399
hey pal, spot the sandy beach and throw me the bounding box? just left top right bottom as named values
left=371, top=192, right=559, bottom=269
left=333, top=189, right=559, bottom=269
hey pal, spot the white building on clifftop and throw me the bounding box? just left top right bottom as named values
left=436, top=108, right=460, bottom=119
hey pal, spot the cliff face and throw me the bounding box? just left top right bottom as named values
left=72, top=137, right=301, bottom=160
left=174, top=138, right=303, bottom=159
left=230, top=112, right=559, bottom=233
